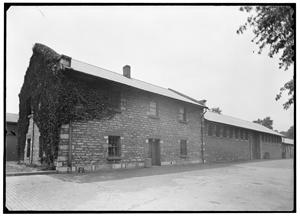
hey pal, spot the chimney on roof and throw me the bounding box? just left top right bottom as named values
left=123, top=65, right=131, bottom=78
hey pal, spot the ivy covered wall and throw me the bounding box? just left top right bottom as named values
left=18, top=43, right=117, bottom=166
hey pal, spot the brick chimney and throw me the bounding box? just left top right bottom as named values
left=123, top=65, right=131, bottom=78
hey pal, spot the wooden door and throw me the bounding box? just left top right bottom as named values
left=149, top=139, right=161, bottom=166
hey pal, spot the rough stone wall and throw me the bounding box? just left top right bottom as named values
left=60, top=86, right=203, bottom=172
left=24, top=115, right=41, bottom=165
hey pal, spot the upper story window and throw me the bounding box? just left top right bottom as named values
left=149, top=101, right=158, bottom=117
left=178, top=107, right=187, bottom=122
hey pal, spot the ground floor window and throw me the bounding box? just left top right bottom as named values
left=180, top=140, right=187, bottom=156
left=108, top=136, right=121, bottom=158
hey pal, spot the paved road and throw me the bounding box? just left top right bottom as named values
left=5, top=159, right=294, bottom=211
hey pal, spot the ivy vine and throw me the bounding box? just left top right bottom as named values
left=18, top=43, right=117, bottom=167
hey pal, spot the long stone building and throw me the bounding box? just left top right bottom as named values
left=20, top=44, right=288, bottom=172
left=204, top=111, right=283, bottom=162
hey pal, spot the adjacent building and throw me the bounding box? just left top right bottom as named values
left=282, top=138, right=294, bottom=158
left=6, top=113, right=19, bottom=161
left=204, top=111, right=283, bottom=162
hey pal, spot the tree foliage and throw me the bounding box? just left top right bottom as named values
left=18, top=44, right=117, bottom=167
left=211, top=107, right=222, bottom=114
left=253, top=116, right=273, bottom=129
left=280, top=125, right=294, bottom=139
left=237, top=5, right=295, bottom=109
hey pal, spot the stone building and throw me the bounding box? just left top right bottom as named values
left=6, top=113, right=19, bottom=161
left=204, top=111, right=283, bottom=162
left=21, top=44, right=207, bottom=172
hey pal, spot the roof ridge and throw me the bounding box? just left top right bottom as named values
left=206, top=111, right=281, bottom=135
left=72, top=58, right=186, bottom=96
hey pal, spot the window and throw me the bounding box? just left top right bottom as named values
left=26, top=138, right=31, bottom=158
left=216, top=125, right=221, bottom=137
left=222, top=126, right=227, bottom=137
left=235, top=128, right=239, bottom=139
left=262, top=134, right=265, bottom=142
left=245, top=131, right=248, bottom=140
left=108, top=136, right=121, bottom=158
left=208, top=123, right=213, bottom=136
left=240, top=129, right=244, bottom=140
left=229, top=127, right=233, bottom=138
left=149, top=101, right=158, bottom=116
left=180, top=140, right=187, bottom=156
left=178, top=107, right=187, bottom=122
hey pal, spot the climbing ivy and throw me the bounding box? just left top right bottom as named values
left=18, top=43, right=117, bottom=167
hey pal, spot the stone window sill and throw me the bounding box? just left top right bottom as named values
left=148, top=115, right=160, bottom=120
left=178, top=120, right=188, bottom=124
left=180, top=155, right=188, bottom=158
left=107, top=156, right=122, bottom=161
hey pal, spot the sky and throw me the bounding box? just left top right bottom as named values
left=6, top=6, right=294, bottom=132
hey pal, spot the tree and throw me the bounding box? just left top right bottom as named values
left=253, top=116, right=273, bottom=129
left=211, top=107, right=222, bottom=114
left=237, top=6, right=295, bottom=110
left=280, top=125, right=294, bottom=139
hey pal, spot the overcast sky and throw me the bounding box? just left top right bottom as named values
left=6, top=6, right=294, bottom=132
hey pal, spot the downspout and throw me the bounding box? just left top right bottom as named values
left=31, top=116, right=34, bottom=165
left=68, top=121, right=72, bottom=171
left=200, top=108, right=207, bottom=163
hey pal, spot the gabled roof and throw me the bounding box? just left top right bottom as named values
left=6, top=113, right=18, bottom=123
left=69, top=59, right=205, bottom=107
left=204, top=111, right=282, bottom=136
left=282, top=138, right=294, bottom=145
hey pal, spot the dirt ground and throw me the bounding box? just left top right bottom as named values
left=5, top=159, right=294, bottom=211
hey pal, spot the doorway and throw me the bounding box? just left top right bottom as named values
left=149, top=138, right=161, bottom=166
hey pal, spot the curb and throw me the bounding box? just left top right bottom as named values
left=6, top=171, right=58, bottom=177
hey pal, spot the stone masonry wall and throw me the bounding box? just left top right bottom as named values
left=204, top=135, right=251, bottom=162
left=24, top=115, right=41, bottom=165
left=62, top=85, right=203, bottom=172
left=260, top=141, right=282, bottom=159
